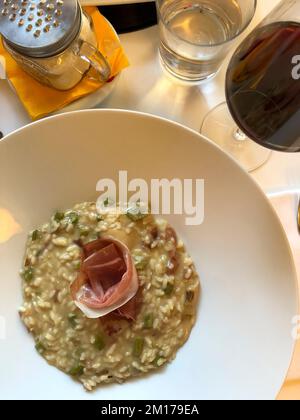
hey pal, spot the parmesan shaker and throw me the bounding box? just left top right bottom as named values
left=0, top=0, right=111, bottom=90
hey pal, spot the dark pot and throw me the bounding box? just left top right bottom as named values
left=99, top=2, right=158, bottom=33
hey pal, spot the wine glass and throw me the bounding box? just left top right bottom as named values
left=201, top=0, right=300, bottom=172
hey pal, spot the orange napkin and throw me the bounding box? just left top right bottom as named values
left=0, top=7, right=129, bottom=120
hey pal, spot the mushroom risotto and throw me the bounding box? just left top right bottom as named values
left=19, top=202, right=200, bottom=391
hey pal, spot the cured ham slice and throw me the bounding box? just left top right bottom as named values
left=70, top=237, right=139, bottom=319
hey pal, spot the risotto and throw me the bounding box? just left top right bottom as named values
left=19, top=202, right=200, bottom=391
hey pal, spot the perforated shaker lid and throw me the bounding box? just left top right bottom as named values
left=0, top=0, right=81, bottom=58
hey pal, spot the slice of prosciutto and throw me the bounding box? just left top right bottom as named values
left=70, top=237, right=139, bottom=319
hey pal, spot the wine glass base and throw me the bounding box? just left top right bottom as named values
left=201, top=103, right=272, bottom=172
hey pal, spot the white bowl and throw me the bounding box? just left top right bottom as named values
left=0, top=110, right=298, bottom=400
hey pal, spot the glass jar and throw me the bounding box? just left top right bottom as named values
left=0, top=0, right=111, bottom=90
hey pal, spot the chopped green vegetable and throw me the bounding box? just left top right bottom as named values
left=133, top=337, right=144, bottom=358
left=65, top=211, right=79, bottom=225
left=96, top=214, right=104, bottom=222
left=79, top=226, right=90, bottom=237
left=94, top=334, right=105, bottom=351
left=103, top=198, right=111, bottom=207
left=35, top=249, right=43, bottom=258
left=35, top=341, right=46, bottom=354
left=134, top=255, right=149, bottom=270
left=164, top=283, right=174, bottom=296
left=153, top=355, right=164, bottom=367
left=69, top=363, right=84, bottom=377
left=54, top=211, right=65, bottom=222
left=186, top=290, right=195, bottom=303
left=68, top=313, right=77, bottom=328
left=143, top=313, right=154, bottom=329
left=22, top=266, right=34, bottom=282
left=89, top=233, right=101, bottom=241
left=74, top=261, right=81, bottom=270
left=76, top=349, right=83, bottom=359
left=31, top=230, right=41, bottom=241
left=126, top=206, right=147, bottom=222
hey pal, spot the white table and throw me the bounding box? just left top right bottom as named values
left=0, top=0, right=299, bottom=399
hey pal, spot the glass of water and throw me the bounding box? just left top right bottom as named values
left=156, top=0, right=257, bottom=81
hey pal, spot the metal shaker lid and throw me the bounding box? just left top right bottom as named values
left=0, top=0, right=81, bottom=58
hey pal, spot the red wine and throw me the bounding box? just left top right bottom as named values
left=226, top=22, right=300, bottom=152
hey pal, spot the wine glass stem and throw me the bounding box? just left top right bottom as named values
left=233, top=128, right=247, bottom=142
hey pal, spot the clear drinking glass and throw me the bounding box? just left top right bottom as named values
left=201, top=0, right=300, bottom=172
left=156, top=0, right=257, bottom=81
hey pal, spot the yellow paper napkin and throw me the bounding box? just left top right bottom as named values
left=0, top=7, right=129, bottom=120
